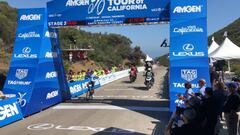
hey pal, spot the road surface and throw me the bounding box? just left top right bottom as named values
left=0, top=66, right=169, bottom=135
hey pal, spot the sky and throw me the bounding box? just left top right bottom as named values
left=4, top=0, right=240, bottom=58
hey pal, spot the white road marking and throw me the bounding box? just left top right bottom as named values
left=105, top=88, right=140, bottom=91
left=89, top=95, right=169, bottom=100
left=53, top=105, right=169, bottom=112
left=27, top=123, right=135, bottom=133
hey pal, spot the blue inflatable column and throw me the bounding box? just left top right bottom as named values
left=3, top=8, right=71, bottom=117
left=3, top=8, right=46, bottom=116
left=169, top=0, right=210, bottom=112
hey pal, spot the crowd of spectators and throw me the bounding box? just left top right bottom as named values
left=67, top=65, right=123, bottom=82
left=165, top=78, right=240, bottom=135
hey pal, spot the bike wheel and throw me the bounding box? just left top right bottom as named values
left=146, top=83, right=151, bottom=90
left=86, top=91, right=90, bottom=101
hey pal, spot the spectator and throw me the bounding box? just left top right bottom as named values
left=198, top=79, right=206, bottom=96
left=200, top=87, right=218, bottom=135
left=166, top=108, right=198, bottom=135
left=232, top=77, right=240, bottom=95
left=69, top=52, right=73, bottom=62
left=213, top=81, right=227, bottom=121
left=210, top=66, right=219, bottom=86
left=183, top=82, right=194, bottom=100
left=223, top=83, right=240, bottom=135
left=0, top=90, right=6, bottom=100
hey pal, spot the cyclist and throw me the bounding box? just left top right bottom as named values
left=86, top=70, right=98, bottom=100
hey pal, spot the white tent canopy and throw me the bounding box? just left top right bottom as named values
left=209, top=37, right=240, bottom=60
left=145, top=54, right=153, bottom=61
left=208, top=38, right=220, bottom=54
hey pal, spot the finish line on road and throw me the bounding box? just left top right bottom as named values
left=53, top=105, right=169, bottom=112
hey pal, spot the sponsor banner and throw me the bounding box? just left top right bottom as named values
left=17, top=8, right=45, bottom=27
left=3, top=8, right=46, bottom=116
left=3, top=67, right=36, bottom=112
left=31, top=87, right=62, bottom=110
left=169, top=66, right=210, bottom=111
left=170, top=0, right=207, bottom=20
left=170, top=18, right=206, bottom=37
left=33, top=18, right=64, bottom=111
left=68, top=79, right=90, bottom=97
left=68, top=68, right=144, bottom=98
left=0, top=97, right=23, bottom=127
left=47, top=0, right=170, bottom=27
left=170, top=25, right=208, bottom=66
left=99, top=73, right=118, bottom=86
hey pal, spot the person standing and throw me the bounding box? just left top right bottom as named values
left=200, top=87, right=218, bottom=135
left=223, top=83, right=240, bottom=135
left=198, top=79, right=206, bottom=96
left=0, top=90, right=6, bottom=99
left=184, top=82, right=194, bottom=100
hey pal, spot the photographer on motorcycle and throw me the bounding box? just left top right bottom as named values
left=144, top=67, right=155, bottom=88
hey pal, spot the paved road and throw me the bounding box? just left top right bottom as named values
left=0, top=66, right=169, bottom=135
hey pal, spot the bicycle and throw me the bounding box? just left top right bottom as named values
left=88, top=0, right=105, bottom=15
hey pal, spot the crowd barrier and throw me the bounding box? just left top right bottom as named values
left=0, top=97, right=23, bottom=127
left=68, top=67, right=144, bottom=98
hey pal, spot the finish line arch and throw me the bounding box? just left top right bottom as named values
left=3, top=0, right=210, bottom=117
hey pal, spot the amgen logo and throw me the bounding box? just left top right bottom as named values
left=46, top=90, right=59, bottom=100
left=70, top=84, right=82, bottom=94
left=66, top=0, right=90, bottom=6
left=45, top=71, right=58, bottom=79
left=45, top=52, right=58, bottom=58
left=173, top=5, right=202, bottom=14
left=0, top=102, right=20, bottom=121
left=20, top=14, right=41, bottom=21
left=45, top=31, right=58, bottom=38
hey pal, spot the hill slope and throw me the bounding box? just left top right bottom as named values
left=0, top=2, right=145, bottom=74
left=208, top=18, right=240, bottom=46
left=209, top=18, right=240, bottom=74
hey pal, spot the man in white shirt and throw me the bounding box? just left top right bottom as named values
left=198, top=79, right=206, bottom=96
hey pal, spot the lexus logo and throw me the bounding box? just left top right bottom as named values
left=183, top=44, right=194, bottom=51
left=22, top=47, right=31, bottom=54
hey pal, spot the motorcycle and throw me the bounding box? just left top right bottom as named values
left=129, top=71, right=137, bottom=83
left=144, top=71, right=154, bottom=90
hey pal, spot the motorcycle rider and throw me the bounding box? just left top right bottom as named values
left=144, top=67, right=155, bottom=86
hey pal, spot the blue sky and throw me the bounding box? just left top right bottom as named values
left=5, top=0, right=240, bottom=58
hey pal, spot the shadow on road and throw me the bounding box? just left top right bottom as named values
left=132, top=86, right=148, bottom=91
left=122, top=80, right=131, bottom=84
left=92, top=127, right=146, bottom=135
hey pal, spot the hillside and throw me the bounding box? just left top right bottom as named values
left=209, top=18, right=240, bottom=74
left=0, top=2, right=145, bottom=75
left=208, top=18, right=240, bottom=46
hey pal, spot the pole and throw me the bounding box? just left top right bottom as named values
left=228, top=60, right=231, bottom=72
